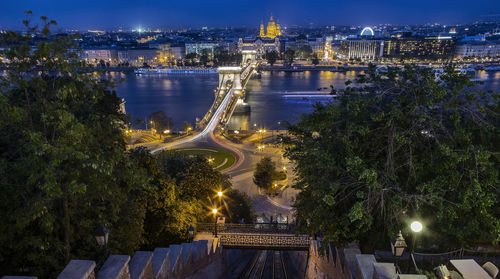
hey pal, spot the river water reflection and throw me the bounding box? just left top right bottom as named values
left=113, top=70, right=499, bottom=130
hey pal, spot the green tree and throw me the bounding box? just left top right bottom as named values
left=265, top=50, right=279, bottom=66
left=128, top=148, right=201, bottom=248
left=0, top=13, right=149, bottom=277
left=298, top=45, right=313, bottom=60
left=214, top=46, right=230, bottom=65
left=149, top=110, right=173, bottom=135
left=253, top=157, right=276, bottom=190
left=222, top=189, right=255, bottom=223
left=285, top=64, right=500, bottom=249
left=200, top=49, right=210, bottom=66
left=284, top=48, right=296, bottom=66
left=311, top=53, right=320, bottom=65
left=185, top=52, right=199, bottom=66
left=183, top=121, right=193, bottom=133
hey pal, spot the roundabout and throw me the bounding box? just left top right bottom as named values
left=173, top=147, right=236, bottom=171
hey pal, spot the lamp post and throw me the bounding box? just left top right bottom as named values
left=410, top=221, right=423, bottom=253
left=212, top=208, right=218, bottom=237
left=408, top=221, right=423, bottom=272
left=188, top=225, right=195, bottom=241
left=94, top=224, right=109, bottom=271
left=391, top=230, right=407, bottom=274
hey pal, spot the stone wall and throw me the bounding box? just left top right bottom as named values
left=305, top=240, right=428, bottom=279
left=39, top=238, right=222, bottom=279
left=3, top=238, right=430, bottom=279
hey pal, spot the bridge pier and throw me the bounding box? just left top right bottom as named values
left=241, top=50, right=257, bottom=67
left=217, top=66, right=242, bottom=94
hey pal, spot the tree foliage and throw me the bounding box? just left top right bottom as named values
left=253, top=157, right=277, bottom=190
left=0, top=14, right=253, bottom=278
left=221, top=189, right=255, bottom=224
left=311, top=53, right=320, bottom=65
left=285, top=64, right=499, bottom=250
left=284, top=48, right=296, bottom=66
left=0, top=13, right=148, bottom=277
left=298, top=45, right=313, bottom=60
left=149, top=110, right=173, bottom=134
left=264, top=50, right=279, bottom=66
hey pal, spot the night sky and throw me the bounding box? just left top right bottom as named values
left=2, top=0, right=500, bottom=30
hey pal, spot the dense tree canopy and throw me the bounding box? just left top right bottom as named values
left=149, top=110, right=173, bottom=134
left=0, top=14, right=253, bottom=278
left=254, top=157, right=280, bottom=190
left=264, top=50, right=279, bottom=66
left=0, top=14, right=146, bottom=277
left=285, top=64, right=499, bottom=250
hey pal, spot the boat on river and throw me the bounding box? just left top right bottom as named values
left=134, top=67, right=218, bottom=75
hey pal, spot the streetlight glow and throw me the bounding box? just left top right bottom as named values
left=217, top=191, right=223, bottom=197
left=410, top=221, right=423, bottom=232
left=212, top=208, right=217, bottom=214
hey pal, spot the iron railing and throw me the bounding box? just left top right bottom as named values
left=220, top=233, right=310, bottom=250
left=375, top=248, right=500, bottom=273
left=196, top=223, right=296, bottom=234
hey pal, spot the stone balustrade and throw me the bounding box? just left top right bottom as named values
left=1, top=238, right=222, bottom=279
left=305, top=240, right=430, bottom=279
left=1, top=237, right=451, bottom=279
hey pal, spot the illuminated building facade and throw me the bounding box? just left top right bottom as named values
left=238, top=37, right=280, bottom=56
left=185, top=41, right=236, bottom=59
left=323, top=36, right=333, bottom=61
left=118, top=48, right=161, bottom=66
left=382, top=38, right=456, bottom=60
left=339, top=39, right=384, bottom=61
left=81, top=48, right=119, bottom=64
left=259, top=15, right=282, bottom=39
left=455, top=42, right=500, bottom=59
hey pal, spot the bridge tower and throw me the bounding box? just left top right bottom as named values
left=241, top=50, right=257, bottom=67
left=217, top=66, right=242, bottom=94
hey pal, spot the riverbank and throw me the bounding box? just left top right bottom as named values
left=259, top=62, right=500, bottom=73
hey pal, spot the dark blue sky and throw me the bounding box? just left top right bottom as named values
left=2, top=0, right=500, bottom=30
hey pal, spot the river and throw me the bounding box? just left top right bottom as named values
left=112, top=70, right=500, bottom=130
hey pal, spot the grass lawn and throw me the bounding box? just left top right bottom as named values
left=173, top=147, right=236, bottom=171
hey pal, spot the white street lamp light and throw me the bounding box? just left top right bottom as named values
left=410, top=221, right=423, bottom=233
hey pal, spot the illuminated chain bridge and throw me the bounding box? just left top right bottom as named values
left=152, top=50, right=260, bottom=153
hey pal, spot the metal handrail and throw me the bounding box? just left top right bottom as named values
left=196, top=222, right=296, bottom=234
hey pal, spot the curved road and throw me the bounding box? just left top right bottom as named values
left=149, top=65, right=294, bottom=217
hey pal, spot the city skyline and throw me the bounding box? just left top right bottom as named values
left=2, top=0, right=500, bottom=30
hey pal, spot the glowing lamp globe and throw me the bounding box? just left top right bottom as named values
left=410, top=221, right=423, bottom=233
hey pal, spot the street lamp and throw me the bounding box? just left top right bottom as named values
left=391, top=230, right=407, bottom=273
left=410, top=221, right=423, bottom=254
left=408, top=221, right=423, bottom=272
left=188, top=225, right=195, bottom=240
left=410, top=221, right=423, bottom=233
left=212, top=208, right=218, bottom=237
left=94, top=224, right=109, bottom=271
left=94, top=224, right=109, bottom=247
left=217, top=191, right=223, bottom=198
